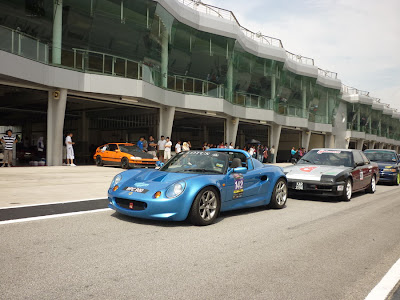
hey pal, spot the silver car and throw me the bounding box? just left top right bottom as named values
left=283, top=149, right=379, bottom=201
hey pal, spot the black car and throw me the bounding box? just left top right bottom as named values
left=283, top=149, right=380, bottom=201
left=363, top=149, right=400, bottom=185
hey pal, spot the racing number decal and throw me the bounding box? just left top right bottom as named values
left=233, top=173, right=244, bottom=199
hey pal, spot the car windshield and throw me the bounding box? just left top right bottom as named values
left=297, top=150, right=353, bottom=167
left=364, top=151, right=397, bottom=162
left=119, top=145, right=142, bottom=154
left=160, top=151, right=228, bottom=174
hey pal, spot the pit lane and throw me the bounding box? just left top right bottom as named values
left=1, top=179, right=400, bottom=299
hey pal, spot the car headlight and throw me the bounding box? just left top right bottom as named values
left=110, top=174, right=122, bottom=188
left=165, top=181, right=186, bottom=199
left=133, top=157, right=142, bottom=160
left=321, top=175, right=335, bottom=183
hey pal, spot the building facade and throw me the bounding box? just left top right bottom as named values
left=0, top=0, right=399, bottom=165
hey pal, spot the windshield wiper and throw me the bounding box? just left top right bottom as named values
left=300, top=159, right=313, bottom=164
left=182, top=168, right=221, bottom=174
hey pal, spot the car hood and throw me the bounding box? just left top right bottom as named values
left=284, top=164, right=350, bottom=181
left=123, top=151, right=154, bottom=159
left=119, top=169, right=202, bottom=191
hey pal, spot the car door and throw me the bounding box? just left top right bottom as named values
left=225, top=157, right=262, bottom=204
left=108, top=144, right=119, bottom=163
left=360, top=151, right=373, bottom=186
left=352, top=151, right=366, bottom=190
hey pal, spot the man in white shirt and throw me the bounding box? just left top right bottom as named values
left=65, top=132, right=76, bottom=166
left=157, top=136, right=167, bottom=162
left=175, top=141, right=182, bottom=154
left=164, top=137, right=172, bottom=161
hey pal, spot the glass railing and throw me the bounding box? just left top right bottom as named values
left=233, top=92, right=273, bottom=110
left=276, top=103, right=308, bottom=118
left=341, top=84, right=370, bottom=96
left=167, top=74, right=224, bottom=98
left=0, top=25, right=48, bottom=64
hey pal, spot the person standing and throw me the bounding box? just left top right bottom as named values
left=290, top=147, right=297, bottom=163
left=164, top=137, right=172, bottom=161
left=137, top=136, right=145, bottom=151
left=229, top=142, right=234, bottom=149
left=270, top=145, right=275, bottom=163
left=147, top=135, right=157, bottom=158
left=175, top=140, right=182, bottom=154
left=1, top=129, right=17, bottom=167
left=65, top=132, right=76, bottom=166
left=157, top=136, right=166, bottom=162
left=182, top=142, right=190, bottom=152
left=37, top=136, right=45, bottom=159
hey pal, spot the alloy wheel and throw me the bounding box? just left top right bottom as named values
left=199, top=190, right=217, bottom=221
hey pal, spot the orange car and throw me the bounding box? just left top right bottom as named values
left=93, top=143, right=158, bottom=169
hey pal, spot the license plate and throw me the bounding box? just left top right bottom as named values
left=295, top=182, right=304, bottom=190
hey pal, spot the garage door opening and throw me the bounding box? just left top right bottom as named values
left=277, top=128, right=302, bottom=162
left=236, top=122, right=269, bottom=149
left=172, top=112, right=225, bottom=149
left=0, top=84, right=48, bottom=166
left=65, top=96, right=159, bottom=164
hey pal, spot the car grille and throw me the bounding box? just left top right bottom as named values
left=115, top=198, right=147, bottom=211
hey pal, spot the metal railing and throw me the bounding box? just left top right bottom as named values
left=0, top=25, right=48, bottom=64
left=177, top=0, right=283, bottom=48
left=318, top=68, right=338, bottom=79
left=341, top=84, right=370, bottom=96
left=285, top=51, right=314, bottom=65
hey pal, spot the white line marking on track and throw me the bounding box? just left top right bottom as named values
left=0, top=198, right=107, bottom=210
left=365, top=258, right=400, bottom=300
left=0, top=208, right=112, bottom=225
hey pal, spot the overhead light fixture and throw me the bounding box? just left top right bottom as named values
left=205, top=111, right=217, bottom=116
left=259, top=120, right=267, bottom=124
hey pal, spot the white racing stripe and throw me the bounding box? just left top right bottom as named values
left=0, top=198, right=107, bottom=210
left=0, top=208, right=112, bottom=225
left=365, top=258, right=400, bottom=300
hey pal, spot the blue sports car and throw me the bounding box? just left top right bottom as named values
left=108, top=149, right=287, bottom=225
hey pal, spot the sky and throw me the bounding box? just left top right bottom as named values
left=204, top=0, right=400, bottom=110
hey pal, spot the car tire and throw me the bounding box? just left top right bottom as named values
left=96, top=155, right=103, bottom=166
left=366, top=175, right=376, bottom=193
left=268, top=178, right=288, bottom=209
left=189, top=187, right=220, bottom=226
left=121, top=158, right=130, bottom=169
left=393, top=173, right=400, bottom=186
left=340, top=178, right=352, bottom=201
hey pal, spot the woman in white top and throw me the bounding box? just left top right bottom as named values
left=182, top=142, right=190, bottom=151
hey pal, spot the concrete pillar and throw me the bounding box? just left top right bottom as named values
left=345, top=138, right=350, bottom=149
left=379, top=143, right=385, bottom=149
left=47, top=89, right=67, bottom=166
left=325, top=133, right=335, bottom=148
left=356, top=139, right=365, bottom=150
left=301, top=131, right=311, bottom=152
left=357, top=108, right=361, bottom=131
left=270, top=123, right=282, bottom=163
left=302, top=80, right=307, bottom=118
left=227, top=57, right=234, bottom=102
left=158, top=106, right=175, bottom=139
left=52, top=0, right=63, bottom=64
left=161, top=29, right=168, bottom=88
left=368, top=141, right=375, bottom=150
left=225, top=117, right=239, bottom=147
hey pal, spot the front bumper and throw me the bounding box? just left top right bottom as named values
left=287, top=180, right=346, bottom=197
left=378, top=171, right=397, bottom=183
left=108, top=191, right=190, bottom=221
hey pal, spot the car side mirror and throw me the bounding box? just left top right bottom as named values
left=355, top=161, right=364, bottom=167
left=233, top=167, right=247, bottom=174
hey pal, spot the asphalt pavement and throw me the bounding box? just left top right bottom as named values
left=1, top=176, right=400, bottom=299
